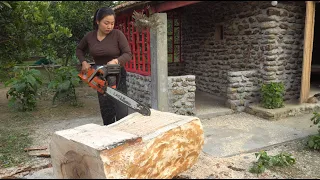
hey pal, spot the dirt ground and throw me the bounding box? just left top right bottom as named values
left=0, top=84, right=320, bottom=179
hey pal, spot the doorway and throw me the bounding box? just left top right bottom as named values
left=310, top=3, right=320, bottom=97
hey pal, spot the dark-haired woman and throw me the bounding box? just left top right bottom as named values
left=76, top=7, right=132, bottom=126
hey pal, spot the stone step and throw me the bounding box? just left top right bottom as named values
left=245, top=102, right=320, bottom=121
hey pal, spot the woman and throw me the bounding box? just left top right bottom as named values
left=76, top=7, right=132, bottom=125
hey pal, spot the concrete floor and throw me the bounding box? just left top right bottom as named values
left=194, top=90, right=233, bottom=119
left=310, top=82, right=320, bottom=97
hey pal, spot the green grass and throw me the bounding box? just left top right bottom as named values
left=0, top=112, right=34, bottom=168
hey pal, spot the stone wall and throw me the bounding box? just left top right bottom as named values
left=126, top=72, right=151, bottom=107
left=168, top=75, right=196, bottom=116
left=226, top=70, right=261, bottom=112
left=168, top=62, right=186, bottom=76
left=181, top=1, right=305, bottom=101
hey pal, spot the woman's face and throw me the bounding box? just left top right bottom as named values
left=97, top=15, right=115, bottom=35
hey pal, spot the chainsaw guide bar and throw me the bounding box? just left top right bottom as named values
left=78, top=64, right=151, bottom=116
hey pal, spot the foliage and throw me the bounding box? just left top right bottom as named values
left=0, top=61, right=16, bottom=83
left=1, top=2, right=71, bottom=63
left=5, top=68, right=43, bottom=111
left=0, top=1, right=123, bottom=76
left=308, top=135, right=320, bottom=150
left=132, top=6, right=162, bottom=32
left=0, top=1, right=11, bottom=9
left=48, top=66, right=81, bottom=106
left=249, top=150, right=296, bottom=175
left=261, top=82, right=285, bottom=109
left=307, top=112, right=320, bottom=150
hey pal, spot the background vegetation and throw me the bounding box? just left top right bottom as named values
left=0, top=1, right=123, bottom=82
left=0, top=1, right=123, bottom=168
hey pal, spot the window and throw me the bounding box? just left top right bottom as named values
left=167, top=10, right=182, bottom=63
left=115, top=8, right=151, bottom=76
left=215, top=24, right=224, bottom=41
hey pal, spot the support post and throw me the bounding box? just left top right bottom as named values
left=150, top=13, right=168, bottom=111
left=300, top=1, right=316, bottom=103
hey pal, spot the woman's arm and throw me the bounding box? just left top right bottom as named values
left=116, top=31, right=132, bottom=66
left=76, top=33, right=89, bottom=64
left=76, top=33, right=91, bottom=72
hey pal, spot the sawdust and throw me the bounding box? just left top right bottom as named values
left=109, top=110, right=197, bottom=137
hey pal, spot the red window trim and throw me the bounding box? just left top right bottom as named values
left=115, top=8, right=151, bottom=76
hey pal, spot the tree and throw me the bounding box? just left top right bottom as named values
left=0, top=1, right=125, bottom=82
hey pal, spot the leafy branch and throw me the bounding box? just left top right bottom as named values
left=5, top=68, right=43, bottom=111
left=307, top=112, right=320, bottom=150
left=249, top=150, right=296, bottom=175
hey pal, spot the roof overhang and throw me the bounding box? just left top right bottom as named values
left=113, top=1, right=202, bottom=17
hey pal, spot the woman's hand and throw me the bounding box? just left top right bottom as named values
left=81, top=61, right=91, bottom=73
left=107, top=59, right=119, bottom=65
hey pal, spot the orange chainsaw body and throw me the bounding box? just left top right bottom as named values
left=78, top=67, right=116, bottom=94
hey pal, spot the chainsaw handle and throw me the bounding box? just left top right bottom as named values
left=87, top=64, right=121, bottom=83
left=87, top=66, right=105, bottom=82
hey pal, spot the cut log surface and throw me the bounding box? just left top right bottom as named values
left=50, top=109, right=204, bottom=179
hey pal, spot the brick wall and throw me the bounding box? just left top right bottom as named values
left=181, top=1, right=305, bottom=101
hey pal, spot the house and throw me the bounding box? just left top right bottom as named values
left=112, top=1, right=318, bottom=115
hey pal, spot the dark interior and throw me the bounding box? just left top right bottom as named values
left=311, top=3, right=320, bottom=86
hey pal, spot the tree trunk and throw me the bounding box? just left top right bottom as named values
left=50, top=109, right=204, bottom=179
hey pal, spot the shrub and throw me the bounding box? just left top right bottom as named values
left=5, top=68, right=43, bottom=111
left=249, top=150, right=296, bottom=175
left=261, top=82, right=285, bottom=109
left=308, top=112, right=320, bottom=150
left=48, top=66, right=80, bottom=106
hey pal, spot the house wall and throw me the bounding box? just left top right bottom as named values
left=181, top=1, right=305, bottom=105
left=226, top=70, right=261, bottom=112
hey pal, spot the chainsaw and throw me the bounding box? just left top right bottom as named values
left=78, top=64, right=151, bottom=116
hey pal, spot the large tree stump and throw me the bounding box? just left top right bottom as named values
left=49, top=109, right=204, bottom=179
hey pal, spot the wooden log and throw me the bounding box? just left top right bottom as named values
left=49, top=109, right=204, bottom=179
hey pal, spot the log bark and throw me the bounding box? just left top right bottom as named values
left=49, top=109, right=204, bottom=179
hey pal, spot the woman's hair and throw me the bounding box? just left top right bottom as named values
left=93, top=7, right=116, bottom=30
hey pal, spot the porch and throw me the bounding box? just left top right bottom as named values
left=195, top=90, right=233, bottom=119
left=115, top=1, right=310, bottom=118
left=245, top=83, right=320, bottom=121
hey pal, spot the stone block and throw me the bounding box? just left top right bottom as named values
left=188, top=86, right=196, bottom=92
left=172, top=88, right=185, bottom=95
left=50, top=110, right=204, bottom=179
left=260, top=21, right=278, bottom=29
left=267, top=7, right=281, bottom=16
